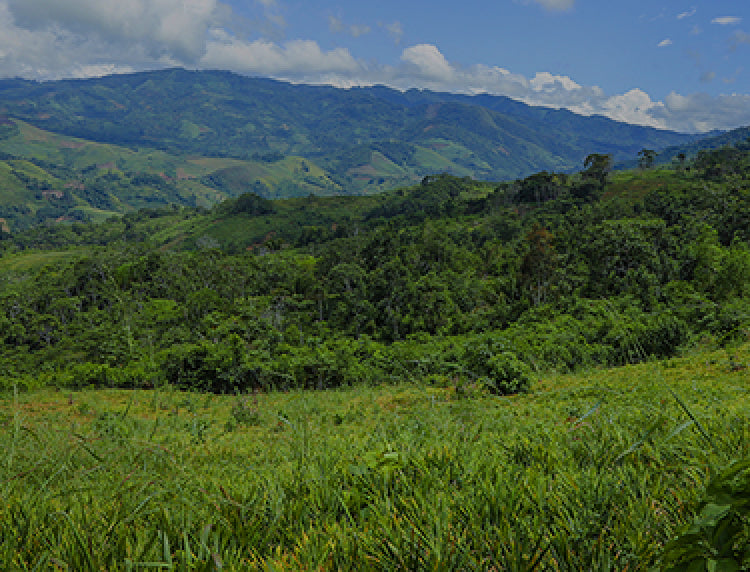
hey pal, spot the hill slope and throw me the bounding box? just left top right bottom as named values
left=0, top=119, right=346, bottom=231
left=0, top=68, right=697, bottom=190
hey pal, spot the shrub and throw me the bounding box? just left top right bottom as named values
left=161, top=335, right=248, bottom=393
left=482, top=351, right=532, bottom=395
left=68, top=363, right=117, bottom=389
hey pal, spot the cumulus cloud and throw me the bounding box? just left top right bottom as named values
left=530, top=71, right=582, bottom=92
left=400, top=44, right=455, bottom=82
left=201, top=33, right=360, bottom=75
left=653, top=92, right=750, bottom=132
left=6, top=0, right=225, bottom=63
left=658, top=38, right=673, bottom=47
left=712, top=16, right=742, bottom=26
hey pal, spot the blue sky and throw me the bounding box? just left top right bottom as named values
left=0, top=0, right=748, bottom=133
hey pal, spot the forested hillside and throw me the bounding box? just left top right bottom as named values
left=0, top=68, right=697, bottom=195
left=2, top=142, right=749, bottom=394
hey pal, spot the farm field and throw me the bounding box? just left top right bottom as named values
left=2, top=342, right=748, bottom=570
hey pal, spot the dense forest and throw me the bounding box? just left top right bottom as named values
left=2, top=141, right=749, bottom=396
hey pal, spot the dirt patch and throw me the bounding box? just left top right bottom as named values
left=98, top=162, right=115, bottom=170
left=42, top=190, right=65, bottom=200
left=348, top=164, right=379, bottom=176
left=60, top=140, right=85, bottom=149
left=0, top=218, right=10, bottom=233
left=425, top=103, right=442, bottom=119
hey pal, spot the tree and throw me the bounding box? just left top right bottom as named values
left=519, top=224, right=557, bottom=306
left=582, top=153, right=612, bottom=188
left=516, top=171, right=563, bottom=205
left=638, top=149, right=657, bottom=169
left=676, top=152, right=687, bottom=171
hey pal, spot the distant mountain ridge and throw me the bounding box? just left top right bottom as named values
left=0, top=68, right=698, bottom=190
left=630, top=125, right=750, bottom=168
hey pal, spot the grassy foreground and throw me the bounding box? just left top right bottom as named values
left=1, top=343, right=748, bottom=570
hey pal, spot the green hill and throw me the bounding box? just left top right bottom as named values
left=0, top=68, right=698, bottom=192
left=0, top=119, right=345, bottom=231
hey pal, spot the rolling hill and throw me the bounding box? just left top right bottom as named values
left=0, top=118, right=347, bottom=232
left=0, top=68, right=698, bottom=190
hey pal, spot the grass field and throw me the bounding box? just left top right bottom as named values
left=1, top=342, right=748, bottom=570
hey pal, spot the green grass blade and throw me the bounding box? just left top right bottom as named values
left=668, top=387, right=716, bottom=451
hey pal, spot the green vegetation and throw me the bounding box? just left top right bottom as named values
left=1, top=98, right=749, bottom=567
left=0, top=120, right=346, bottom=232
left=2, top=143, right=750, bottom=388
left=0, top=345, right=748, bottom=569
left=0, top=68, right=696, bottom=198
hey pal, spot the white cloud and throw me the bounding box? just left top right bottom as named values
left=71, top=63, right=136, bottom=78
left=530, top=71, right=582, bottom=92
left=384, top=21, right=404, bottom=45
left=0, top=1, right=168, bottom=79
left=254, top=0, right=284, bottom=28
left=712, top=16, right=742, bottom=26
left=328, top=15, right=344, bottom=33
left=349, top=25, right=371, bottom=38
left=5, top=0, right=226, bottom=63
left=400, top=44, right=455, bottom=82
left=658, top=38, right=673, bottom=47
left=329, top=15, right=370, bottom=38
left=654, top=91, right=750, bottom=132
left=677, top=8, right=696, bottom=20
left=599, top=89, right=666, bottom=128
left=201, top=34, right=360, bottom=75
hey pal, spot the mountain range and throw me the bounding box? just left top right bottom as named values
left=0, top=68, right=741, bottom=232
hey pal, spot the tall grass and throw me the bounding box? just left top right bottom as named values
left=0, top=343, right=748, bottom=569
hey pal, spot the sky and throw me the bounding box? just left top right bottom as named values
left=0, top=0, right=749, bottom=133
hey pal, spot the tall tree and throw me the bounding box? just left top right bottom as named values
left=638, top=149, right=657, bottom=169
left=582, top=153, right=613, bottom=187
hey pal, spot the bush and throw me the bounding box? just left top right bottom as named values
left=161, top=335, right=248, bottom=393
left=68, top=363, right=118, bottom=389
left=451, top=335, right=532, bottom=394
left=482, top=351, right=532, bottom=395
